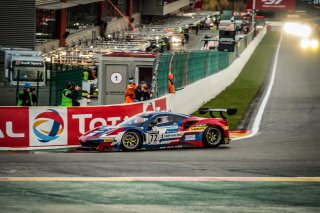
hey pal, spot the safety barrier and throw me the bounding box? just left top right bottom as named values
left=0, top=98, right=166, bottom=149
left=155, top=30, right=257, bottom=98
left=166, top=28, right=267, bottom=115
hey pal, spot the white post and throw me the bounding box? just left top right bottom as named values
left=251, top=0, right=256, bottom=31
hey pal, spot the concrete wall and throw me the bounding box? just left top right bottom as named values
left=166, top=28, right=267, bottom=115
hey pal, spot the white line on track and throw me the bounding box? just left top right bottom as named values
left=1, top=177, right=320, bottom=182
left=233, top=31, right=284, bottom=141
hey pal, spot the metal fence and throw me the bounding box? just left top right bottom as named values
left=46, top=63, right=84, bottom=106
left=154, top=30, right=256, bottom=98
left=13, top=63, right=84, bottom=106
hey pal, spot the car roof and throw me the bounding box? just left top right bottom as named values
left=142, top=111, right=189, bottom=117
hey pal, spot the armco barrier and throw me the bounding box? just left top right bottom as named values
left=166, top=28, right=267, bottom=115
left=0, top=98, right=166, bottom=149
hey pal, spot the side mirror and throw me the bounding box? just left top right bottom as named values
left=148, top=120, right=157, bottom=128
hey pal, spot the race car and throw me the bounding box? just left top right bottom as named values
left=78, top=108, right=237, bottom=152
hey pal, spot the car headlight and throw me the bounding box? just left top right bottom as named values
left=310, top=39, right=319, bottom=49
left=300, top=38, right=310, bottom=49
left=300, top=38, right=319, bottom=49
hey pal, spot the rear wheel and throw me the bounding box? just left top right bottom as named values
left=202, top=126, right=223, bottom=148
left=121, top=131, right=142, bottom=151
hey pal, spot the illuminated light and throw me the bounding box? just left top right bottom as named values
left=284, top=22, right=312, bottom=37
left=300, top=38, right=310, bottom=49
left=171, top=36, right=181, bottom=43
left=310, top=39, right=319, bottom=49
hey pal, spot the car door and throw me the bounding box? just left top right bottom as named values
left=145, top=115, right=181, bottom=145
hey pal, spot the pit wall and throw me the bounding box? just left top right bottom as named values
left=166, top=27, right=267, bottom=115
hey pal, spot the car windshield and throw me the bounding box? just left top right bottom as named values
left=118, top=112, right=154, bottom=127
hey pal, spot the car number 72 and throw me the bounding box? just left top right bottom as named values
left=149, top=133, right=159, bottom=144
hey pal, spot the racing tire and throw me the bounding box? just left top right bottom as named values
left=202, top=126, right=224, bottom=148
left=120, top=130, right=143, bottom=151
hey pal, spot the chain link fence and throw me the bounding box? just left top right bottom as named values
left=155, top=30, right=257, bottom=98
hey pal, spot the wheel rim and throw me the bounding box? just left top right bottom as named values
left=122, top=132, right=139, bottom=149
left=206, top=127, right=222, bottom=145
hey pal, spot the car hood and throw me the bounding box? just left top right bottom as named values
left=80, top=125, right=119, bottom=141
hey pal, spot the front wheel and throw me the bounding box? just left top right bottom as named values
left=121, top=131, right=142, bottom=151
left=202, top=126, right=223, bottom=148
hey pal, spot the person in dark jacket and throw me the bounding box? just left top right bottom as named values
left=61, top=81, right=81, bottom=106
left=135, top=81, right=151, bottom=101
left=203, top=34, right=212, bottom=49
left=17, top=83, right=37, bottom=106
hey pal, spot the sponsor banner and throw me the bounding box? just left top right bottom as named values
left=0, top=107, right=29, bottom=147
left=143, top=98, right=167, bottom=112
left=29, top=108, right=68, bottom=147
left=0, top=97, right=167, bottom=148
left=68, top=102, right=143, bottom=145
left=67, top=97, right=167, bottom=145
left=247, top=0, right=296, bottom=11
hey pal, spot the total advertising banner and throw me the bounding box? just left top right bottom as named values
left=246, top=0, right=296, bottom=11
left=0, top=107, right=29, bottom=147
left=0, top=98, right=167, bottom=148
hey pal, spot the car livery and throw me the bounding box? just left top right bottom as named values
left=79, top=108, right=237, bottom=152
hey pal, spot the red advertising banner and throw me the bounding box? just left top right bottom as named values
left=67, top=102, right=144, bottom=145
left=0, top=97, right=167, bottom=148
left=247, top=0, right=296, bottom=11
left=0, top=107, right=29, bottom=147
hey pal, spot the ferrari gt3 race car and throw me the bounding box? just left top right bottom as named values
left=79, top=108, right=237, bottom=152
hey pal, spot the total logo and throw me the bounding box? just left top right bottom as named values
left=30, top=108, right=68, bottom=146
left=33, top=109, right=64, bottom=142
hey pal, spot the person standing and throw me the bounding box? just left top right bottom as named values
left=61, top=81, right=81, bottom=106
left=135, top=81, right=151, bottom=101
left=203, top=34, right=212, bottom=49
left=195, top=24, right=199, bottom=35
left=124, top=77, right=137, bottom=103
left=168, top=73, right=175, bottom=94
left=17, top=83, right=37, bottom=106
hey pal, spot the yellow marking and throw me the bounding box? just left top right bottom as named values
left=104, top=138, right=114, bottom=143
left=189, top=126, right=206, bottom=131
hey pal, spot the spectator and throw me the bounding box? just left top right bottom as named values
left=89, top=67, right=97, bottom=80
left=184, top=30, right=189, bottom=44
left=61, top=81, right=81, bottom=106
left=17, top=82, right=37, bottom=106
left=83, top=69, right=89, bottom=81
left=168, top=73, right=175, bottom=94
left=135, top=81, right=151, bottom=101
left=195, top=24, right=199, bottom=35
left=203, top=34, right=212, bottom=49
left=125, top=77, right=137, bottom=103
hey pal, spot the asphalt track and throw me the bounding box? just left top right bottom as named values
left=1, top=31, right=320, bottom=212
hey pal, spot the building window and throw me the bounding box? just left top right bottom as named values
left=66, top=3, right=99, bottom=34
left=36, top=9, right=56, bottom=44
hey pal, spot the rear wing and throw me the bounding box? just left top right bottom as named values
left=198, top=108, right=237, bottom=120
